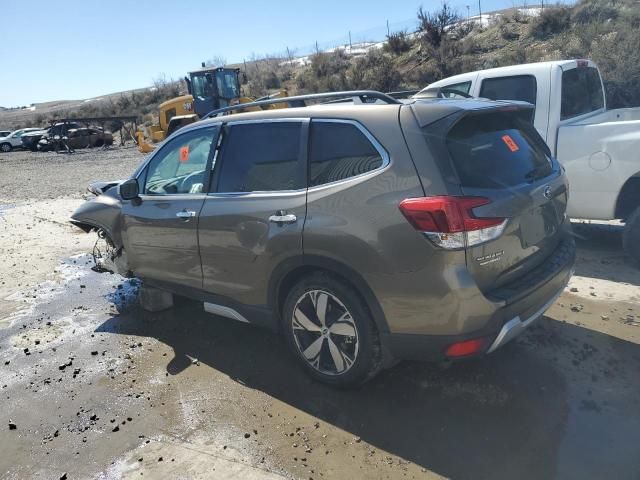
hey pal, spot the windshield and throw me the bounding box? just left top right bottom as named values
left=216, top=70, right=240, bottom=100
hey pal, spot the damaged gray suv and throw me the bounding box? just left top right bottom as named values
left=71, top=91, right=575, bottom=387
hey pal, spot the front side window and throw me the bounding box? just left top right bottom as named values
left=561, top=67, right=604, bottom=120
left=480, top=75, right=537, bottom=105
left=143, top=127, right=216, bottom=195
left=309, top=121, right=384, bottom=187
left=191, top=74, right=215, bottom=101
left=216, top=122, right=303, bottom=192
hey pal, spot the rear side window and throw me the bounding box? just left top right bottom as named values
left=441, top=81, right=472, bottom=98
left=561, top=67, right=604, bottom=120
left=309, top=121, right=384, bottom=187
left=446, top=111, right=553, bottom=188
left=216, top=122, right=303, bottom=192
left=480, top=75, right=537, bottom=105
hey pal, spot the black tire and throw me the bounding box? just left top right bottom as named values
left=623, top=206, right=640, bottom=265
left=282, top=272, right=382, bottom=387
left=0, top=143, right=11, bottom=153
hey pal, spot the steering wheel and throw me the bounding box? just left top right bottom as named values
left=179, top=170, right=204, bottom=193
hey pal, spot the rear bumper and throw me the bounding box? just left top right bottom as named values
left=486, top=283, right=565, bottom=353
left=382, top=237, right=575, bottom=362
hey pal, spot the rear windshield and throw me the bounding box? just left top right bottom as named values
left=446, top=111, right=553, bottom=188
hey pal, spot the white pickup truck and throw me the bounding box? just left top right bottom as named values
left=420, top=59, right=640, bottom=262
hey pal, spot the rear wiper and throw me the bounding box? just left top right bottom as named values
left=525, top=164, right=551, bottom=182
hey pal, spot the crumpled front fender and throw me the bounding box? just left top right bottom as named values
left=70, top=193, right=123, bottom=248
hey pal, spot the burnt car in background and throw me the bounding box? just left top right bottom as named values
left=37, top=127, right=113, bottom=152
left=21, top=122, right=81, bottom=151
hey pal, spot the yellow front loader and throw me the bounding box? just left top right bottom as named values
left=137, top=66, right=288, bottom=153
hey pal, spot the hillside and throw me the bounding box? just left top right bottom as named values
left=1, top=0, right=638, bottom=131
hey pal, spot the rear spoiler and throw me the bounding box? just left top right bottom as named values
left=411, top=99, right=535, bottom=128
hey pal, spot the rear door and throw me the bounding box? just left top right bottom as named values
left=198, top=119, right=307, bottom=307
left=443, top=109, right=568, bottom=293
left=121, top=125, right=218, bottom=289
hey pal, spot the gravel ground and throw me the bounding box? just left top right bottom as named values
left=0, top=148, right=639, bottom=479
left=0, top=146, right=144, bottom=202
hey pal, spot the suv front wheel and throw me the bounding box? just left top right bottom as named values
left=283, top=273, right=382, bottom=387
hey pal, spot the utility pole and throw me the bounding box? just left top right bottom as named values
left=386, top=19, right=390, bottom=37
left=349, top=31, right=352, bottom=50
left=466, top=5, right=470, bottom=23
left=541, top=0, right=544, bottom=11
left=315, top=41, right=320, bottom=55
left=478, top=0, right=482, bottom=27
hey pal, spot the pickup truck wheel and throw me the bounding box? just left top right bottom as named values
left=623, top=207, right=640, bottom=265
left=0, top=143, right=11, bottom=153
left=282, top=272, right=382, bottom=387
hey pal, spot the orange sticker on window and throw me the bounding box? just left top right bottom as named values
left=179, top=146, right=189, bottom=162
left=501, top=135, right=519, bottom=152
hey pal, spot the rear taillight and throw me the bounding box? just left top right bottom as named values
left=398, top=196, right=507, bottom=249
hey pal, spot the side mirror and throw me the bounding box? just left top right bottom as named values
left=119, top=178, right=140, bottom=200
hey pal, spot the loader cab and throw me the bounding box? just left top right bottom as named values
left=187, top=67, right=242, bottom=117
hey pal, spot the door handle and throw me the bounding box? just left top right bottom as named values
left=269, top=213, right=297, bottom=224
left=176, top=210, right=197, bottom=218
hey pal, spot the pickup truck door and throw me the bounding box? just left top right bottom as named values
left=121, top=125, right=219, bottom=289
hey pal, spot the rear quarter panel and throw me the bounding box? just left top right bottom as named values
left=557, top=119, right=640, bottom=219
left=303, top=109, right=487, bottom=335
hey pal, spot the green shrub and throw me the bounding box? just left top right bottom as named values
left=528, top=7, right=571, bottom=39
left=296, top=51, right=351, bottom=93
left=417, top=2, right=460, bottom=48
left=572, top=1, right=619, bottom=24
left=348, top=50, right=401, bottom=92
left=384, top=31, right=412, bottom=55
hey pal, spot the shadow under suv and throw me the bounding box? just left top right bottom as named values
left=71, top=92, right=575, bottom=387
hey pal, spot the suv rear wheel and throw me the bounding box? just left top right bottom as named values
left=282, top=272, right=382, bottom=387
left=623, top=206, right=640, bottom=265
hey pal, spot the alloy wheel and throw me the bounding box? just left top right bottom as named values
left=291, top=290, right=359, bottom=376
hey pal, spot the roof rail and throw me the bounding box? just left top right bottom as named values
left=202, top=90, right=402, bottom=119
left=386, top=90, right=420, bottom=99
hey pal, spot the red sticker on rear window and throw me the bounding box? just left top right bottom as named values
left=179, top=146, right=189, bottom=162
left=501, top=135, right=519, bottom=152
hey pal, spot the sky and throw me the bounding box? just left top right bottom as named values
left=0, top=0, right=567, bottom=107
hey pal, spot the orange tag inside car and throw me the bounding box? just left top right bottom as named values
left=501, top=135, right=519, bottom=152
left=179, top=146, right=189, bottom=162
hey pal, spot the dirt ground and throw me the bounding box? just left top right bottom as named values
left=1, top=147, right=639, bottom=480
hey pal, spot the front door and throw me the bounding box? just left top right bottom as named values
left=198, top=120, right=308, bottom=307
left=122, top=125, right=219, bottom=289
